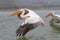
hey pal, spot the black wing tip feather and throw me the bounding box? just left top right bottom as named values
left=16, top=24, right=34, bottom=37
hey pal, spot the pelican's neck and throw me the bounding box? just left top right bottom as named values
left=17, top=13, right=21, bottom=19
left=17, top=10, right=29, bottom=19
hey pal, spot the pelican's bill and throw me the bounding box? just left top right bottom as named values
left=10, top=11, right=22, bottom=16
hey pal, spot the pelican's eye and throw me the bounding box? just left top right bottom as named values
left=24, top=10, right=29, bottom=15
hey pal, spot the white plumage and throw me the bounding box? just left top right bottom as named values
left=20, top=8, right=45, bottom=25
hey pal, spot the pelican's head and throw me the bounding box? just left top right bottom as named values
left=45, top=11, right=55, bottom=19
left=45, top=13, right=54, bottom=18
left=10, top=8, right=29, bottom=19
left=10, top=9, right=24, bottom=16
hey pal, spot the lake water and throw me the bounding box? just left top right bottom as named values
left=0, top=10, right=60, bottom=40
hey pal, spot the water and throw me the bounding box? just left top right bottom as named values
left=0, top=10, right=60, bottom=40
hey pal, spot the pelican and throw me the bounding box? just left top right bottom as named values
left=10, top=8, right=45, bottom=37
left=45, top=11, right=60, bottom=31
left=45, top=11, right=60, bottom=23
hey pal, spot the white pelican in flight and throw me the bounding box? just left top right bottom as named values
left=45, top=11, right=60, bottom=23
left=10, top=8, right=45, bottom=37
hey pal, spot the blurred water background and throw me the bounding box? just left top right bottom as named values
left=0, top=0, right=60, bottom=9
left=0, top=10, right=60, bottom=40
left=0, top=0, right=60, bottom=40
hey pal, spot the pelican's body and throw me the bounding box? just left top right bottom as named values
left=51, top=14, right=60, bottom=23
left=10, top=8, right=45, bottom=37
left=20, top=9, right=44, bottom=25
